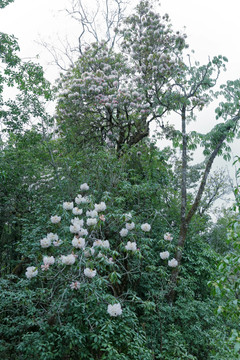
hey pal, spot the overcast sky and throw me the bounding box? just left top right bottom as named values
left=1, top=0, right=240, bottom=187
left=1, top=0, right=240, bottom=82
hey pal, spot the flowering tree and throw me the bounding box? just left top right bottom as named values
left=55, top=0, right=240, bottom=305
left=56, top=0, right=187, bottom=152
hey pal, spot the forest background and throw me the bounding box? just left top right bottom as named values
left=0, top=0, right=240, bottom=359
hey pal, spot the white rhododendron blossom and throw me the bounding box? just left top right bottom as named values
left=61, top=254, right=76, bottom=265
left=72, top=237, right=85, bottom=249
left=99, top=214, right=105, bottom=221
left=26, top=266, right=38, bottom=279
left=124, top=213, right=132, bottom=221
left=47, top=233, right=58, bottom=241
left=120, top=228, right=128, bottom=237
left=63, top=202, right=74, bottom=210
left=93, top=239, right=110, bottom=249
left=160, top=251, right=170, bottom=260
left=70, top=281, right=81, bottom=290
left=78, top=228, right=88, bottom=237
left=141, top=223, right=151, bottom=232
left=93, top=239, right=103, bottom=247
left=50, top=215, right=61, bottom=224
left=80, top=196, right=90, bottom=204
left=94, top=202, right=107, bottom=212
left=80, top=183, right=89, bottom=191
left=86, top=209, right=98, bottom=218
left=71, top=217, right=84, bottom=227
left=43, top=256, right=55, bottom=265
left=107, top=303, right=122, bottom=317
left=72, top=207, right=83, bottom=215
left=102, top=240, right=110, bottom=249
left=84, top=247, right=95, bottom=257
left=41, top=264, right=49, bottom=271
left=125, top=241, right=137, bottom=251
left=164, top=232, right=173, bottom=241
left=75, top=195, right=90, bottom=204
left=126, top=222, right=135, bottom=230
left=53, top=239, right=63, bottom=247
left=84, top=268, right=97, bottom=278
left=86, top=218, right=97, bottom=226
left=40, top=237, right=51, bottom=248
left=75, top=195, right=84, bottom=204
left=97, top=251, right=106, bottom=259
left=168, top=258, right=178, bottom=267
left=70, top=224, right=81, bottom=233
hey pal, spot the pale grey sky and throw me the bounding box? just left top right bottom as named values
left=1, top=0, right=240, bottom=81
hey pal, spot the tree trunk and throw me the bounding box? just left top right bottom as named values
left=167, top=113, right=240, bottom=304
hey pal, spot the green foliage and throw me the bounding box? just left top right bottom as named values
left=0, top=141, right=229, bottom=359
left=0, top=0, right=14, bottom=8
left=209, top=158, right=240, bottom=357
left=1, top=0, right=240, bottom=358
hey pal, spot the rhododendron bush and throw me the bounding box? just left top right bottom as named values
left=17, top=181, right=180, bottom=359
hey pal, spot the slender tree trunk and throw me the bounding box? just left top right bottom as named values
left=167, top=113, right=240, bottom=304
left=168, top=106, right=188, bottom=303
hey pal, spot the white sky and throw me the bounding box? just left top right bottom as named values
left=0, top=0, right=240, bottom=189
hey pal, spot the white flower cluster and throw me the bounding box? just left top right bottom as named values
left=124, top=213, right=132, bottom=221
left=40, top=233, right=59, bottom=248
left=51, top=215, right=61, bottom=224
left=126, top=222, right=135, bottom=230
left=61, top=254, right=76, bottom=265
left=120, top=217, right=151, bottom=254
left=41, top=256, right=55, bottom=271
left=80, top=183, right=89, bottom=191
left=160, top=233, right=178, bottom=267
left=25, top=266, right=38, bottom=279
left=86, top=218, right=97, bottom=226
left=93, top=239, right=110, bottom=249
left=120, top=228, right=128, bottom=237
left=27, top=183, right=155, bottom=318
left=70, top=281, right=81, bottom=290
left=63, top=202, right=74, bottom=210
left=75, top=195, right=89, bottom=205
left=84, top=268, right=97, bottom=278
left=168, top=258, right=178, bottom=268
left=141, top=223, right=151, bottom=232
left=94, top=202, right=107, bottom=212
left=86, top=209, right=98, bottom=218
left=125, top=241, right=137, bottom=252
left=72, top=237, right=85, bottom=249
left=107, top=303, right=122, bottom=317
left=164, top=232, right=173, bottom=241
left=73, top=207, right=83, bottom=215
left=160, top=251, right=169, bottom=260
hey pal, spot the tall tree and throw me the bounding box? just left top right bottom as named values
left=56, top=0, right=187, bottom=152
left=55, top=0, right=240, bottom=303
